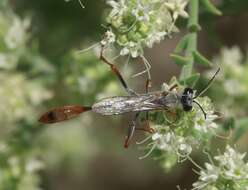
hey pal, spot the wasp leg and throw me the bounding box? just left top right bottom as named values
left=124, top=111, right=155, bottom=148
left=169, top=84, right=178, bottom=91
left=135, top=123, right=155, bottom=133
left=124, top=112, right=141, bottom=148
left=145, top=79, right=152, bottom=94
left=100, top=45, right=137, bottom=96
left=135, top=112, right=155, bottom=133
left=142, top=79, right=154, bottom=134
left=124, top=121, right=136, bottom=148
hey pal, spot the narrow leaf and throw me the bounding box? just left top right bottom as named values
left=174, top=34, right=190, bottom=53
left=170, top=54, right=190, bottom=67
left=201, top=0, right=222, bottom=16
left=193, top=51, right=213, bottom=67
left=179, top=73, right=200, bottom=87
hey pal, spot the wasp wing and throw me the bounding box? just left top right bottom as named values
left=92, top=93, right=167, bottom=115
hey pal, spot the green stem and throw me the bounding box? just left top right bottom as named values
left=180, top=0, right=199, bottom=80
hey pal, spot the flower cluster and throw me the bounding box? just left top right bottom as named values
left=193, top=146, right=248, bottom=190
left=0, top=11, right=30, bottom=70
left=0, top=73, right=52, bottom=128
left=144, top=125, right=194, bottom=160
left=138, top=80, right=218, bottom=170
left=0, top=143, right=44, bottom=190
left=204, top=46, right=248, bottom=117
left=0, top=4, right=53, bottom=190
left=102, top=0, right=189, bottom=57
left=0, top=9, right=52, bottom=127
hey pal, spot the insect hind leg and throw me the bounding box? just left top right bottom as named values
left=100, top=45, right=137, bottom=96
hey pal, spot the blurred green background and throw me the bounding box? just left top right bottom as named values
left=0, top=0, right=248, bottom=189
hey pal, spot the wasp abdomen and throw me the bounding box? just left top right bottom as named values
left=38, top=105, right=91, bottom=124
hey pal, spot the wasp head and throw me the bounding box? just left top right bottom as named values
left=181, top=87, right=194, bottom=112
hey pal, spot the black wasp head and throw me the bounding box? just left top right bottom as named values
left=181, top=87, right=194, bottom=112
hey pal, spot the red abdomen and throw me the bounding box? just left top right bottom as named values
left=38, top=105, right=91, bottom=124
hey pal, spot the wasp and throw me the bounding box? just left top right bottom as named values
left=39, top=45, right=220, bottom=148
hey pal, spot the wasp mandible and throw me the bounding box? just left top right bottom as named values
left=39, top=46, right=220, bottom=148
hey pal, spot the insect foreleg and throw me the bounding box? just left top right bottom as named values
left=100, top=45, right=137, bottom=96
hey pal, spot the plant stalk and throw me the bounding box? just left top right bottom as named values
left=180, top=0, right=199, bottom=80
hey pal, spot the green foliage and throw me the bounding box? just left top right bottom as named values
left=201, top=0, right=222, bottom=16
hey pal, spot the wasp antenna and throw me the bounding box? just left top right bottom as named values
left=193, top=100, right=207, bottom=119
left=194, top=67, right=220, bottom=99
left=38, top=105, right=92, bottom=124
left=78, top=0, right=85, bottom=9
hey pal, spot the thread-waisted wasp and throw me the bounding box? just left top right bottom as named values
left=39, top=45, right=220, bottom=148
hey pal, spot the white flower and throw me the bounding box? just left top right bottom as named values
left=131, top=2, right=151, bottom=22
left=143, top=126, right=193, bottom=159
left=101, top=30, right=116, bottom=46
left=104, top=0, right=189, bottom=57
left=120, top=41, right=140, bottom=57
left=164, top=0, right=189, bottom=20
left=193, top=146, right=248, bottom=190
left=8, top=156, right=22, bottom=177
left=193, top=97, right=218, bottom=133
left=214, top=145, right=248, bottom=180
left=152, top=132, right=162, bottom=141
left=25, top=159, right=44, bottom=173
left=107, top=0, right=127, bottom=18
left=146, top=31, right=167, bottom=48
left=210, top=46, right=243, bottom=77
left=193, top=163, right=219, bottom=190
left=224, top=79, right=246, bottom=96
left=220, top=46, right=243, bottom=68
left=4, top=16, right=30, bottom=49
left=0, top=54, right=7, bottom=67
left=0, top=142, right=8, bottom=153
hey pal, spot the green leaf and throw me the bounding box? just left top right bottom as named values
left=179, top=73, right=200, bottom=86
left=193, top=51, right=213, bottom=67
left=174, top=34, right=190, bottom=53
left=201, top=0, right=222, bottom=16
left=222, top=117, right=235, bottom=131
left=233, top=118, right=248, bottom=142
left=170, top=54, right=190, bottom=66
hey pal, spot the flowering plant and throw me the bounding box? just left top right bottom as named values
left=102, top=0, right=189, bottom=58
left=193, top=146, right=248, bottom=190
left=2, top=0, right=248, bottom=190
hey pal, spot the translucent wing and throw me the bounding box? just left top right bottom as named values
left=92, top=93, right=166, bottom=115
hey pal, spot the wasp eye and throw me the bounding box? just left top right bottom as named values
left=181, top=87, right=193, bottom=112
left=184, top=87, right=193, bottom=95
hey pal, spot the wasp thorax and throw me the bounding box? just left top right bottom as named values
left=181, top=87, right=194, bottom=112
